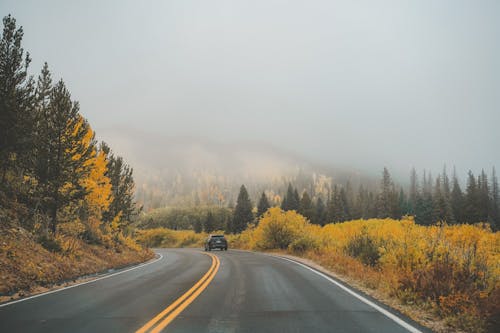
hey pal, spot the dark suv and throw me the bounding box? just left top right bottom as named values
left=205, top=234, right=228, bottom=251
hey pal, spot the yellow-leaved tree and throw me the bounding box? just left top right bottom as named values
left=80, top=146, right=113, bottom=219
left=60, top=119, right=113, bottom=239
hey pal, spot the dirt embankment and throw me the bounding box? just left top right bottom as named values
left=0, top=227, right=154, bottom=302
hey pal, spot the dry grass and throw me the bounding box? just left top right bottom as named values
left=0, top=226, right=154, bottom=299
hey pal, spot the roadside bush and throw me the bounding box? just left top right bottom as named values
left=134, top=229, right=207, bottom=248
left=344, top=228, right=380, bottom=266
left=135, top=228, right=175, bottom=247
left=288, top=235, right=318, bottom=253
left=253, top=207, right=309, bottom=250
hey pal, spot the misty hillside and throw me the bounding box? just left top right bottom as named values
left=97, top=128, right=377, bottom=210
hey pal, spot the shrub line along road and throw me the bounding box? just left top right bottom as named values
left=0, top=248, right=431, bottom=333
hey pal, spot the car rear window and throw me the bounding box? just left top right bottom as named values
left=211, top=235, right=225, bottom=238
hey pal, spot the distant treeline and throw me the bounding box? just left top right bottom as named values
left=138, top=206, right=232, bottom=232
left=283, top=167, right=499, bottom=230
left=142, top=167, right=499, bottom=233
left=0, top=15, right=137, bottom=240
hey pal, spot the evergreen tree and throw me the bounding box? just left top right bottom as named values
left=408, top=168, right=418, bottom=216
left=491, top=167, right=499, bottom=230
left=280, top=186, right=288, bottom=210
left=432, top=176, right=446, bottom=223
left=442, top=166, right=452, bottom=199
left=344, top=180, right=355, bottom=219
left=257, top=191, right=270, bottom=218
left=327, top=186, right=347, bottom=222
left=0, top=15, right=36, bottom=195
left=356, top=185, right=372, bottom=219
left=42, top=81, right=94, bottom=233
left=293, top=188, right=300, bottom=209
left=377, top=167, right=394, bottom=218
left=193, top=217, right=203, bottom=233
left=326, top=190, right=334, bottom=222
left=451, top=168, right=464, bottom=224
left=441, top=166, right=454, bottom=223
left=478, top=170, right=489, bottom=222
left=314, top=197, right=326, bottom=225
left=464, top=171, right=479, bottom=223
left=398, top=188, right=409, bottom=216
left=232, top=185, right=253, bottom=233
left=298, top=191, right=315, bottom=222
left=415, top=171, right=433, bottom=225
left=281, top=183, right=299, bottom=211
left=33, top=63, right=52, bottom=197
left=204, top=211, right=216, bottom=233
left=350, top=185, right=362, bottom=220
left=415, top=191, right=433, bottom=225
left=102, top=142, right=138, bottom=227
left=339, top=187, right=351, bottom=220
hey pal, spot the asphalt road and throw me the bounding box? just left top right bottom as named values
left=0, top=248, right=430, bottom=333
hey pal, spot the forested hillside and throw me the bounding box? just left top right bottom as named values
left=141, top=166, right=500, bottom=233
left=0, top=15, right=152, bottom=296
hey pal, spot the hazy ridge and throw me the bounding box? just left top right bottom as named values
left=98, top=128, right=377, bottom=210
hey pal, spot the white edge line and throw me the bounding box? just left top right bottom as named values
left=274, top=255, right=423, bottom=333
left=0, top=253, right=163, bottom=308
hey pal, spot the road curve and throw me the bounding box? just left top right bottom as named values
left=0, top=249, right=430, bottom=333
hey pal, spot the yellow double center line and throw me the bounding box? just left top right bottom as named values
left=136, top=252, right=220, bottom=333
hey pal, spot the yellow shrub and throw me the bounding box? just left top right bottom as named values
left=252, top=207, right=315, bottom=250
left=134, top=229, right=207, bottom=248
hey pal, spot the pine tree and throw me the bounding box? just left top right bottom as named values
left=478, top=170, right=489, bottom=222
left=398, top=188, right=409, bottom=216
left=232, top=185, right=253, bottom=233
left=450, top=168, right=464, bottom=224
left=327, top=186, right=348, bottom=222
left=356, top=185, right=371, bottom=219
left=339, top=187, right=350, bottom=220
left=204, top=211, right=216, bottom=233
left=41, top=81, right=95, bottom=233
left=415, top=170, right=433, bottom=225
left=257, top=191, right=270, bottom=218
left=314, top=197, right=326, bottom=225
left=432, top=175, right=446, bottom=223
left=408, top=168, right=418, bottom=215
left=344, top=180, right=355, bottom=219
left=298, top=191, right=314, bottom=222
left=441, top=166, right=454, bottom=223
left=193, top=218, right=203, bottom=233
left=280, top=186, right=288, bottom=211
left=326, top=187, right=336, bottom=222
left=0, top=15, right=36, bottom=195
left=377, top=167, right=394, bottom=218
left=491, top=167, right=499, bottom=230
left=293, top=188, right=300, bottom=209
left=33, top=63, right=52, bottom=198
left=101, top=142, right=138, bottom=227
left=281, top=183, right=299, bottom=211
left=464, top=171, right=479, bottom=223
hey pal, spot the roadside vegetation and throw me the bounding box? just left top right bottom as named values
left=0, top=223, right=152, bottom=299
left=0, top=15, right=152, bottom=299
left=135, top=228, right=206, bottom=248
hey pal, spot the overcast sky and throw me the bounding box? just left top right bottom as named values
left=2, top=0, right=499, bottom=179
